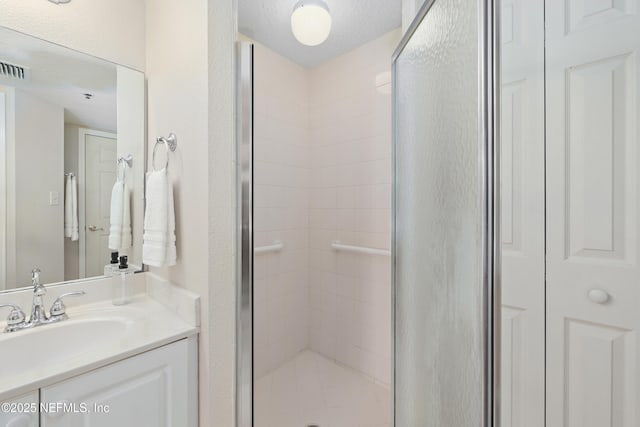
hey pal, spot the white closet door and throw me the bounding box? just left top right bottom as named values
left=546, top=1, right=640, bottom=426
left=500, top=0, right=545, bottom=426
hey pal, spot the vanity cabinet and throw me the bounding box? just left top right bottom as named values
left=40, top=338, right=197, bottom=427
left=1, top=338, right=196, bottom=427
left=0, top=391, right=39, bottom=427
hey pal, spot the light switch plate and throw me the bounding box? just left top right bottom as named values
left=49, top=191, right=60, bottom=206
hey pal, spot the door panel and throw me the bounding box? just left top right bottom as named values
left=546, top=0, right=640, bottom=425
left=393, top=0, right=498, bottom=425
left=500, top=0, right=546, bottom=425
left=84, top=132, right=116, bottom=277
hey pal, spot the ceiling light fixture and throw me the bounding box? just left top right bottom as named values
left=291, top=0, right=332, bottom=46
left=48, top=0, right=71, bottom=4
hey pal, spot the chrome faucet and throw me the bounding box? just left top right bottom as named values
left=0, top=268, right=85, bottom=333
left=29, top=268, right=49, bottom=326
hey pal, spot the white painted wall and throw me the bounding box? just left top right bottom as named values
left=146, top=1, right=235, bottom=426
left=207, top=1, right=237, bottom=425
left=63, top=124, right=80, bottom=281
left=13, top=90, right=65, bottom=286
left=2, top=86, right=16, bottom=290
left=0, top=90, right=7, bottom=290
left=146, top=2, right=237, bottom=426
left=116, top=66, right=145, bottom=267
left=0, top=0, right=145, bottom=70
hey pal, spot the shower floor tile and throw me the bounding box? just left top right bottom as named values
left=255, top=350, right=390, bottom=427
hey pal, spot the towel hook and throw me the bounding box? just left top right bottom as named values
left=153, top=133, right=178, bottom=171
left=117, top=154, right=133, bottom=181
left=118, top=154, right=133, bottom=168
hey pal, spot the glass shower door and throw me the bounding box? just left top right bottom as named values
left=392, top=1, right=499, bottom=426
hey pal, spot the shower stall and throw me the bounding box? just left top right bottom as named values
left=238, top=0, right=640, bottom=424
left=237, top=0, right=500, bottom=426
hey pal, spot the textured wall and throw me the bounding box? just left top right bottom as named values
left=207, top=0, right=237, bottom=425
left=145, top=1, right=213, bottom=426
left=0, top=0, right=145, bottom=70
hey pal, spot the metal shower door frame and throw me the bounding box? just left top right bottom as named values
left=236, top=41, right=254, bottom=427
left=391, top=0, right=501, bottom=426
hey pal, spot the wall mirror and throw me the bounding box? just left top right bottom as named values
left=0, top=27, right=145, bottom=291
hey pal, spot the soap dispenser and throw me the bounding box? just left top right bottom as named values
left=112, top=255, right=133, bottom=306
left=104, top=251, right=119, bottom=277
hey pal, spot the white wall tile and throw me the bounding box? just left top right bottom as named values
left=306, top=31, right=399, bottom=386
left=253, top=31, right=399, bottom=385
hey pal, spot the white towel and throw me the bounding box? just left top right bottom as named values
left=64, top=175, right=79, bottom=241
left=108, top=180, right=132, bottom=251
left=142, top=169, right=176, bottom=267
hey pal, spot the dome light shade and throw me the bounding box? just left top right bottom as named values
left=291, top=0, right=332, bottom=46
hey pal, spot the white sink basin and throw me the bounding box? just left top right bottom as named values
left=0, top=293, right=197, bottom=401
left=0, top=318, right=127, bottom=378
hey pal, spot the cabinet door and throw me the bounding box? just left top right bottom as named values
left=41, top=338, right=197, bottom=427
left=0, top=391, right=39, bottom=427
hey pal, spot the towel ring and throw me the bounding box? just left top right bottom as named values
left=153, top=133, right=177, bottom=171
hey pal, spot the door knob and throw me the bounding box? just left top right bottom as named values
left=588, top=289, right=609, bottom=304
left=87, top=225, right=104, bottom=232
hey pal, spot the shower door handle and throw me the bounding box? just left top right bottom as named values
left=87, top=225, right=104, bottom=232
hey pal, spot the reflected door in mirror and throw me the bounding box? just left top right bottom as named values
left=82, top=130, right=117, bottom=278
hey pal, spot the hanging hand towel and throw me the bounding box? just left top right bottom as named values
left=71, top=176, right=78, bottom=241
left=108, top=180, right=132, bottom=251
left=142, top=169, right=176, bottom=267
left=64, top=175, right=79, bottom=241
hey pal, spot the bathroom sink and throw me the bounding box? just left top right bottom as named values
left=0, top=318, right=128, bottom=378
left=0, top=292, right=198, bottom=402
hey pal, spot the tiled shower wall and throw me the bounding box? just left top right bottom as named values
left=252, top=29, right=401, bottom=385
left=307, top=30, right=400, bottom=386
left=253, top=44, right=310, bottom=378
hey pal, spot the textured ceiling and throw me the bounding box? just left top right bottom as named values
left=239, top=0, right=402, bottom=68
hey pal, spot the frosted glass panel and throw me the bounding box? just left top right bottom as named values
left=394, top=0, right=485, bottom=426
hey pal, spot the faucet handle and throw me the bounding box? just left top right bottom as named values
left=0, top=304, right=27, bottom=332
left=49, top=291, right=86, bottom=320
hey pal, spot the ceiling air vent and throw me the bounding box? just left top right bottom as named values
left=0, top=60, right=30, bottom=81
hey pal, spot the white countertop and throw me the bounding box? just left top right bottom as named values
left=0, top=274, right=199, bottom=401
